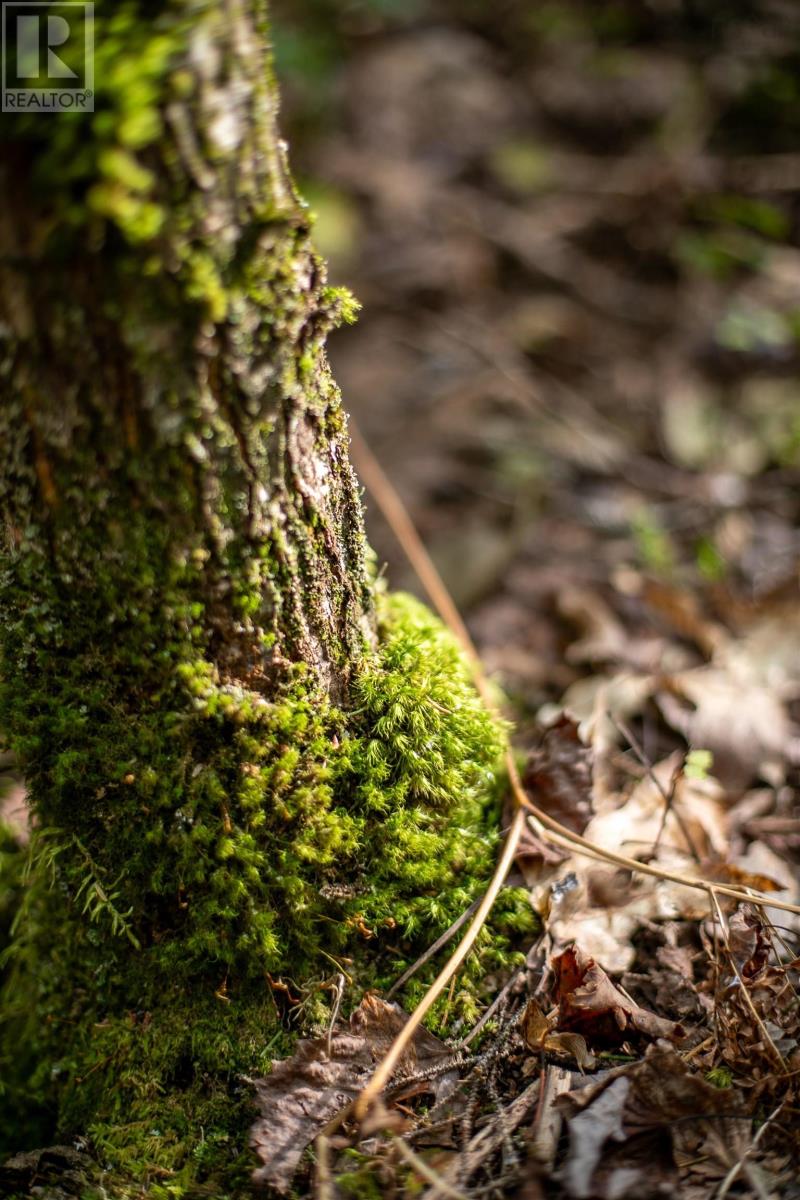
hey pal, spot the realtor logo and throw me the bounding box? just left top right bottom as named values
left=2, top=2, right=93, bottom=111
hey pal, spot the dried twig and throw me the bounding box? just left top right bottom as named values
left=419, top=1078, right=543, bottom=1199
left=387, top=900, right=480, bottom=999
left=523, top=811, right=800, bottom=916
left=392, top=1136, right=468, bottom=1200
left=606, top=711, right=701, bottom=862
left=350, top=426, right=479, bottom=672
left=715, top=1101, right=784, bottom=1200
left=459, top=967, right=523, bottom=1049
left=313, top=1134, right=334, bottom=1200
left=709, top=891, right=786, bottom=1073
left=351, top=427, right=528, bottom=1120
left=355, top=806, right=526, bottom=1119
left=325, top=974, right=345, bottom=1060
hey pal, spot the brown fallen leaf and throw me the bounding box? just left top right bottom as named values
left=521, top=998, right=596, bottom=1070
left=537, top=754, right=736, bottom=972
left=559, top=1075, right=631, bottom=1199
left=621, top=967, right=707, bottom=1025
left=552, top=945, right=684, bottom=1045
left=702, top=860, right=783, bottom=895
left=523, top=714, right=595, bottom=835
left=517, top=714, right=595, bottom=875
left=654, top=605, right=800, bottom=791
left=727, top=904, right=770, bottom=977
left=715, top=938, right=800, bottom=1088
left=557, top=1045, right=748, bottom=1200
left=250, top=994, right=455, bottom=1193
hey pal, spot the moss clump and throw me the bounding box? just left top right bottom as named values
left=0, top=592, right=534, bottom=1193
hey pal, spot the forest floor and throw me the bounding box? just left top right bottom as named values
left=3, top=4, right=800, bottom=1198
left=251, top=2, right=800, bottom=1197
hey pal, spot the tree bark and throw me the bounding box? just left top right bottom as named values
left=0, top=0, right=372, bottom=704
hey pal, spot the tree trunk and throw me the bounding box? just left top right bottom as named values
left=0, top=1, right=520, bottom=1189
left=0, top=0, right=372, bottom=701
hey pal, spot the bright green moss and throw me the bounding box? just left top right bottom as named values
left=0, top=592, right=535, bottom=1193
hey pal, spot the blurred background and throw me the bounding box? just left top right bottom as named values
left=270, top=0, right=800, bottom=727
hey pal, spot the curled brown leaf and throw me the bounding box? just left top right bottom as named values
left=553, top=945, right=684, bottom=1045
left=521, top=997, right=596, bottom=1070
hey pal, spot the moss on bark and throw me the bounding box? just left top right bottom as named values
left=1, top=593, right=533, bottom=1192
left=0, top=1, right=535, bottom=1191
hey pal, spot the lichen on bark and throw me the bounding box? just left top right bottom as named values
left=0, top=1, right=534, bottom=1191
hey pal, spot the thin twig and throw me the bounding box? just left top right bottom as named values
left=352, top=422, right=528, bottom=1117
left=523, top=811, right=800, bottom=915
left=392, top=1136, right=469, bottom=1200
left=350, top=426, right=479, bottom=672
left=387, top=900, right=480, bottom=999
left=607, top=711, right=701, bottom=862
left=326, top=973, right=345, bottom=1060
left=715, top=1101, right=784, bottom=1199
left=313, top=1134, right=335, bottom=1200
left=355, top=806, right=526, bottom=1119
left=709, top=892, right=786, bottom=1073
left=419, top=1077, right=543, bottom=1199
left=459, top=967, right=523, bottom=1049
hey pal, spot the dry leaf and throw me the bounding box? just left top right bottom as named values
left=657, top=609, right=800, bottom=790
left=558, top=1046, right=748, bottom=1199
left=521, top=998, right=596, bottom=1069
left=517, top=714, right=596, bottom=876
left=702, top=861, right=783, bottom=894
left=553, top=945, right=684, bottom=1044
left=716, top=936, right=800, bottom=1086
left=523, top=714, right=595, bottom=836
left=534, top=753, right=736, bottom=971
left=727, top=904, right=770, bottom=977
left=558, top=586, right=666, bottom=672
left=658, top=672, right=789, bottom=790
left=588, top=755, right=729, bottom=863
left=250, top=994, right=454, bottom=1192
left=732, top=839, right=800, bottom=932
left=559, top=1075, right=630, bottom=1199
left=623, top=929, right=706, bottom=1024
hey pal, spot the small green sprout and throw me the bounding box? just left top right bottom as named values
left=684, top=748, right=714, bottom=781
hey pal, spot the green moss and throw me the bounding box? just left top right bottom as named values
left=334, top=1150, right=386, bottom=1200
left=323, top=285, right=362, bottom=325
left=0, top=593, right=534, bottom=1193
left=706, top=1065, right=734, bottom=1089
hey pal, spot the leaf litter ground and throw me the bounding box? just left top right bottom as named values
left=249, top=687, right=800, bottom=1199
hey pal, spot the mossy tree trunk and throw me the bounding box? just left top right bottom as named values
left=0, top=0, right=376, bottom=980
left=0, top=0, right=372, bottom=702
left=0, top=0, right=521, bottom=1188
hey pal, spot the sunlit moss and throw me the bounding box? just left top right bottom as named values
left=0, top=594, right=534, bottom=1192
